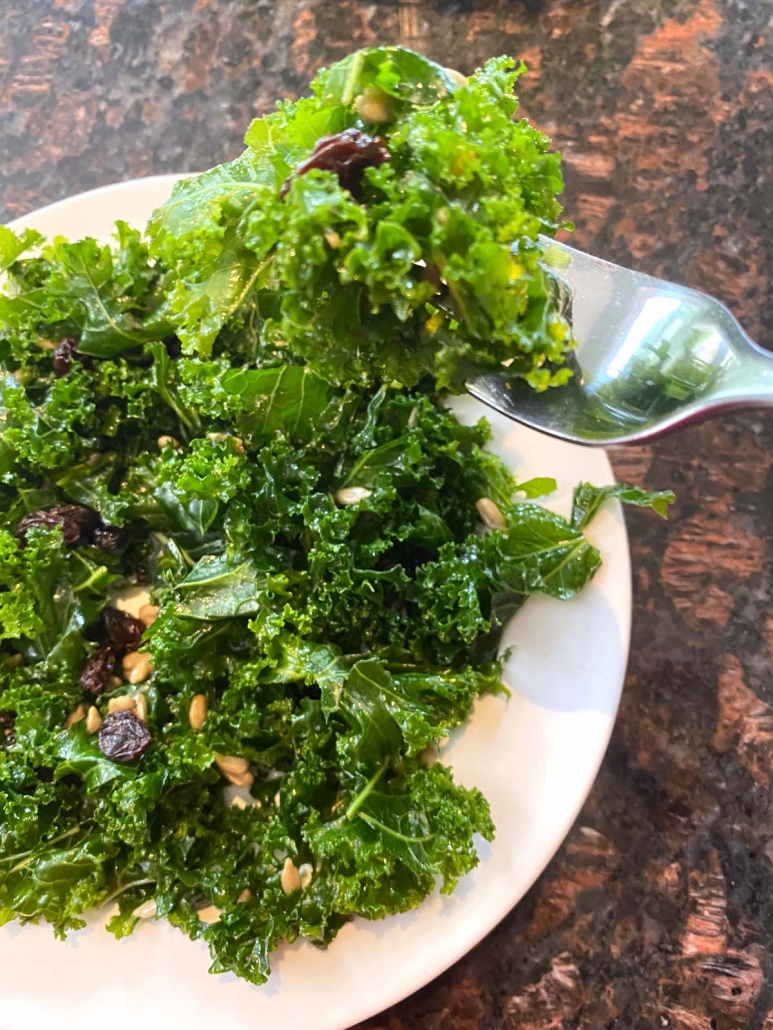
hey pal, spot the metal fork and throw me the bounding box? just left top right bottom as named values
left=467, top=238, right=771, bottom=446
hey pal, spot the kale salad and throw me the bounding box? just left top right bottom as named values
left=0, top=47, right=672, bottom=984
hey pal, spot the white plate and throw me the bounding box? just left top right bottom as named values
left=0, top=178, right=631, bottom=1030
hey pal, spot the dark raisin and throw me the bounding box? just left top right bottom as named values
left=422, top=263, right=442, bottom=291
left=16, top=504, right=100, bottom=547
left=97, top=710, right=152, bottom=763
left=35, top=766, right=54, bottom=782
left=0, top=711, right=15, bottom=750
left=281, top=128, right=390, bottom=199
left=135, top=564, right=150, bottom=586
left=164, top=335, right=182, bottom=358
left=91, top=525, right=126, bottom=553
left=99, top=607, right=144, bottom=655
left=52, top=337, right=78, bottom=377
left=79, top=646, right=116, bottom=696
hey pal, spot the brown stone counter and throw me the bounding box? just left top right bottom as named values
left=1, top=1, right=772, bottom=1026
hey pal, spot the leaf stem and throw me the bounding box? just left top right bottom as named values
left=0, top=847, right=33, bottom=867
left=345, top=762, right=386, bottom=821
left=101, top=877, right=156, bottom=909
left=341, top=51, right=365, bottom=106
left=358, top=812, right=435, bottom=844
left=74, top=566, right=109, bottom=593
left=6, top=823, right=85, bottom=874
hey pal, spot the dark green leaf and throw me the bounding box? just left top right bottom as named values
left=221, top=365, right=330, bottom=441
left=174, top=554, right=287, bottom=620
left=55, top=725, right=136, bottom=791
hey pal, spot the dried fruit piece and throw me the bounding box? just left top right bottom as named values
left=91, top=525, right=126, bottom=553
left=99, top=607, right=144, bottom=655
left=16, top=504, right=100, bottom=547
left=0, top=711, right=15, bottom=750
left=97, top=710, right=152, bottom=763
left=15, top=505, right=124, bottom=553
left=281, top=128, right=390, bottom=199
left=79, top=646, right=117, bottom=696
left=52, top=337, right=78, bottom=377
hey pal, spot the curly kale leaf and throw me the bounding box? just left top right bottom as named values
left=1, top=836, right=111, bottom=932
left=0, top=223, right=167, bottom=360
left=0, top=368, right=99, bottom=478
left=310, top=763, right=494, bottom=903
left=145, top=156, right=280, bottom=358
left=0, top=226, right=43, bottom=272
left=0, top=529, right=45, bottom=643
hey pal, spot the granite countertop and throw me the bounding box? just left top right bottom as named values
left=1, top=1, right=772, bottom=1026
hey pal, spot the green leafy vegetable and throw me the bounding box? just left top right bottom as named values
left=570, top=482, right=675, bottom=529
left=221, top=365, right=330, bottom=442
left=0, top=226, right=43, bottom=272
left=0, top=46, right=674, bottom=985
left=142, top=49, right=574, bottom=390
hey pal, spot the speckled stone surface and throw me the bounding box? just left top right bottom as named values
left=2, top=1, right=772, bottom=1026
